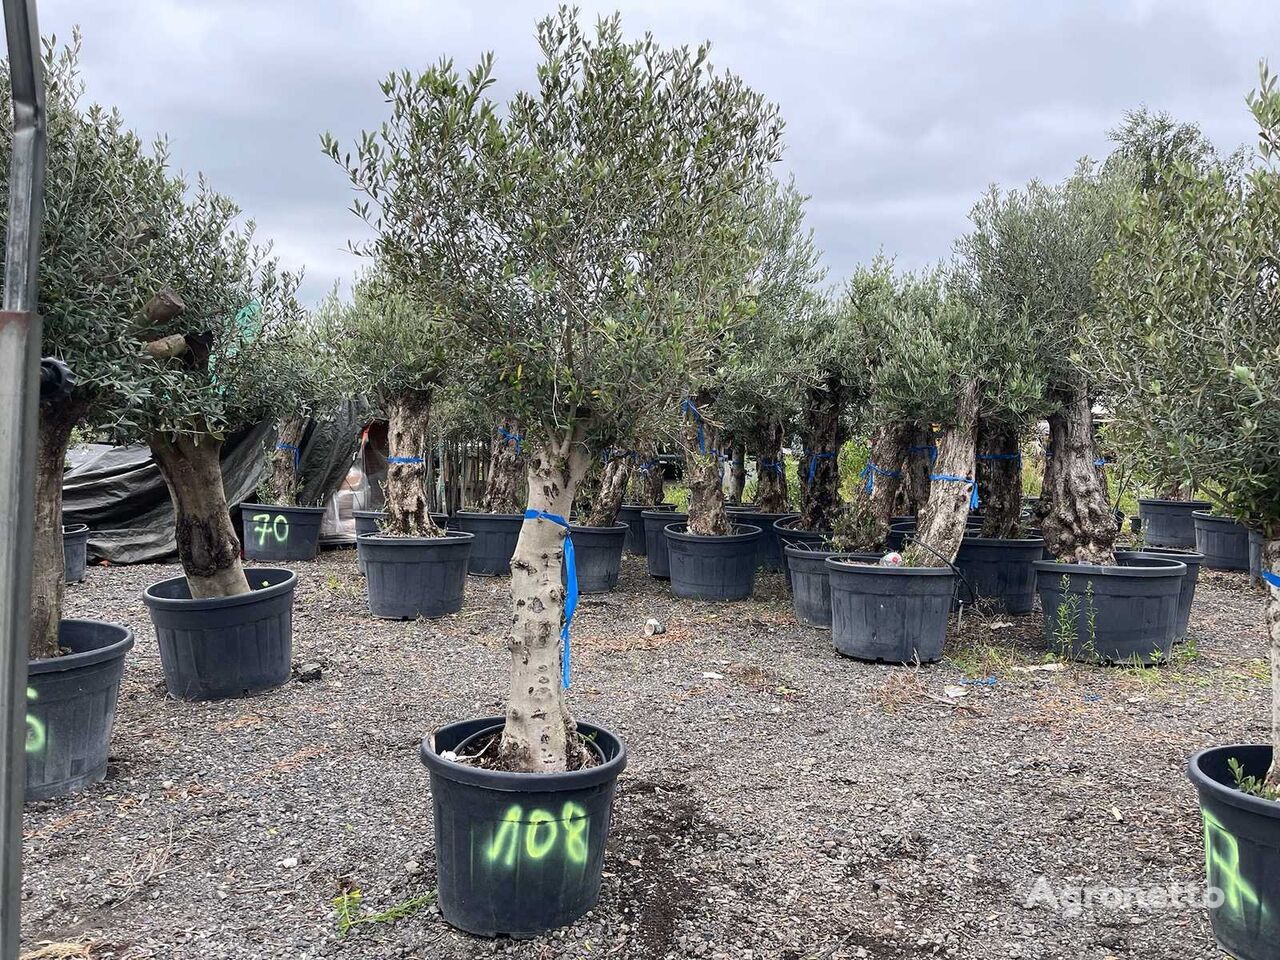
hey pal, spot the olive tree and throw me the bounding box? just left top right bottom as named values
left=327, top=9, right=781, bottom=771
left=1091, top=68, right=1280, bottom=784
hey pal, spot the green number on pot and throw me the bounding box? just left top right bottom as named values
left=1203, top=808, right=1262, bottom=917
left=25, top=686, right=44, bottom=755
left=486, top=806, right=523, bottom=868
left=484, top=802, right=591, bottom=869
left=562, top=802, right=588, bottom=865
left=524, top=809, right=557, bottom=859
left=252, top=512, right=289, bottom=546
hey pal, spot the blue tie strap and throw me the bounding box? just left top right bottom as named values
left=498, top=426, right=524, bottom=454
left=858, top=462, right=901, bottom=494
left=387, top=455, right=424, bottom=465
left=761, top=459, right=784, bottom=477
left=1094, top=458, right=1107, bottom=467
left=976, top=452, right=1022, bottom=463
left=681, top=398, right=707, bottom=454
left=1262, top=570, right=1279, bottom=589
left=276, top=442, right=300, bottom=473
left=523, top=509, right=577, bottom=689
left=909, top=444, right=938, bottom=464
left=930, top=473, right=980, bottom=510
left=639, top=459, right=660, bottom=474
left=807, top=451, right=836, bottom=485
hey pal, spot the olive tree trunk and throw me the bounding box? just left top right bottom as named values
left=908, top=385, right=980, bottom=567
left=798, top=374, right=845, bottom=531
left=1037, top=391, right=1116, bottom=564
left=150, top=433, right=250, bottom=598
left=754, top=420, right=788, bottom=512
left=726, top=445, right=746, bottom=505
left=481, top=418, right=524, bottom=513
left=632, top=447, right=666, bottom=505
left=683, top=395, right=730, bottom=536
left=266, top=416, right=305, bottom=506
left=976, top=420, right=1023, bottom=539
left=1265, top=532, right=1280, bottom=789
left=499, top=430, right=591, bottom=773
left=30, top=398, right=88, bottom=660
left=585, top=453, right=631, bottom=527
left=383, top=391, right=442, bottom=538
left=902, top=424, right=934, bottom=515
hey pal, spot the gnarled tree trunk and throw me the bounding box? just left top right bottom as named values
left=683, top=394, right=730, bottom=536
left=30, top=397, right=89, bottom=660
left=150, top=433, right=250, bottom=598
left=837, top=423, right=911, bottom=550
left=632, top=446, right=666, bottom=505
left=266, top=416, right=305, bottom=506
left=481, top=418, right=524, bottom=513
left=976, top=420, right=1023, bottom=539
left=754, top=420, right=788, bottom=512
left=902, top=424, right=934, bottom=516
left=798, top=374, right=845, bottom=531
left=585, top=453, right=631, bottom=527
left=1037, top=391, right=1116, bottom=564
left=499, top=429, right=591, bottom=773
left=726, top=445, right=746, bottom=505
left=383, top=391, right=442, bottom=538
left=909, top=384, right=980, bottom=567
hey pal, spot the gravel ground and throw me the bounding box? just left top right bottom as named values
left=21, top=548, right=1269, bottom=959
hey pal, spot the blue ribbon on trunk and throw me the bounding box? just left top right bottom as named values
left=681, top=398, right=706, bottom=454
left=387, top=456, right=424, bottom=465
left=976, top=452, right=1021, bottom=462
left=761, top=459, right=784, bottom=477
left=930, top=473, right=980, bottom=510
left=807, top=451, right=836, bottom=485
left=1262, top=570, right=1280, bottom=589
left=909, top=444, right=938, bottom=464
left=276, top=442, right=300, bottom=473
left=524, top=509, right=577, bottom=689
left=859, top=462, right=901, bottom=494
left=498, top=426, right=524, bottom=454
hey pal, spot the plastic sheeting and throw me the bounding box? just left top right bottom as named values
left=62, top=401, right=367, bottom=565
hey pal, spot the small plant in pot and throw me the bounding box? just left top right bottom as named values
left=328, top=7, right=781, bottom=935
left=1089, top=74, right=1280, bottom=959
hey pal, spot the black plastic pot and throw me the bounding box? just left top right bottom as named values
left=362, top=533, right=474, bottom=619
left=1250, top=529, right=1264, bottom=587
left=826, top=560, right=955, bottom=663
left=567, top=523, right=628, bottom=594
left=665, top=524, right=761, bottom=601
left=26, top=619, right=133, bottom=801
left=784, top=547, right=879, bottom=628
left=775, top=518, right=831, bottom=591
left=642, top=509, right=687, bottom=579
left=454, top=512, right=523, bottom=576
left=954, top=535, right=1046, bottom=615
left=617, top=503, right=673, bottom=556
left=1033, top=557, right=1184, bottom=664
left=142, top=567, right=296, bottom=700
left=240, top=503, right=325, bottom=562
left=728, top=509, right=797, bottom=571
left=888, top=517, right=984, bottom=552
left=1139, top=498, right=1211, bottom=549
left=1188, top=744, right=1280, bottom=960
left=419, top=716, right=627, bottom=937
left=62, top=523, right=89, bottom=584
left=1194, top=512, right=1251, bottom=571
left=1116, top=548, right=1202, bottom=642
left=354, top=510, right=448, bottom=576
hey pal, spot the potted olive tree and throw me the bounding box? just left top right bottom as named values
left=327, top=9, right=780, bottom=935
left=1091, top=70, right=1280, bottom=960
left=6, top=36, right=162, bottom=798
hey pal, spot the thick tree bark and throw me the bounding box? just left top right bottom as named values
left=1037, top=391, right=1116, bottom=564
left=150, top=433, right=250, bottom=598
left=726, top=445, right=746, bottom=506
left=266, top=416, right=305, bottom=506
left=908, top=385, right=980, bottom=567
left=902, top=424, right=934, bottom=516
left=1265, top=532, right=1280, bottom=790
left=630, top=446, right=667, bottom=505
left=481, top=418, right=524, bottom=514
left=798, top=374, right=845, bottom=531
left=1158, top=481, right=1192, bottom=500
left=382, top=391, right=442, bottom=538
left=30, top=398, right=88, bottom=660
left=838, top=423, right=912, bottom=550
left=500, top=430, right=591, bottom=773
left=976, top=421, right=1024, bottom=539
left=585, top=453, right=631, bottom=527
left=683, top=394, right=730, bottom=536
left=754, top=420, right=788, bottom=512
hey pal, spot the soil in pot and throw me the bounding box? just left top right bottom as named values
left=1033, top=556, right=1184, bottom=665
left=954, top=534, right=1046, bottom=615
left=26, top=619, right=134, bottom=801
left=142, top=567, right=296, bottom=700
left=826, top=559, right=955, bottom=663
left=62, top=523, right=89, bottom=584
left=1139, top=498, right=1211, bottom=549
left=665, top=523, right=762, bottom=601
left=362, top=533, right=474, bottom=619
left=419, top=717, right=627, bottom=937
left=1115, top=548, right=1203, bottom=643
left=240, top=503, right=325, bottom=562
left=1188, top=744, right=1280, bottom=960
left=1194, top=512, right=1251, bottom=571
left=642, top=509, right=687, bottom=580
left=453, top=512, right=523, bottom=576
left=567, top=523, right=628, bottom=594
left=617, top=503, right=674, bottom=556
left=785, top=546, right=878, bottom=628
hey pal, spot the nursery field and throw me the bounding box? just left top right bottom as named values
left=21, top=549, right=1267, bottom=960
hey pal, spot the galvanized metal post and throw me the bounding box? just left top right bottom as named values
left=0, top=0, right=45, bottom=955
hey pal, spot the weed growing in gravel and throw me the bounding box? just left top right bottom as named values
left=1228, top=757, right=1280, bottom=802
left=332, top=886, right=437, bottom=937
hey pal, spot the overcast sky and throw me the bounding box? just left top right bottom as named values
left=39, top=0, right=1280, bottom=304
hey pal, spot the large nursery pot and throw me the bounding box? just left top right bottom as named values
left=26, top=619, right=134, bottom=801
left=454, top=511, right=523, bottom=576
left=775, top=517, right=831, bottom=591
left=785, top=546, right=878, bottom=628
left=642, top=509, right=687, bottom=579
left=1033, top=556, right=1184, bottom=665
left=617, top=503, right=673, bottom=556
left=1187, top=744, right=1280, bottom=960
left=239, top=502, right=325, bottom=562
left=353, top=510, right=448, bottom=575
left=826, top=559, right=955, bottom=663
left=1115, top=548, right=1203, bottom=643
left=727, top=507, right=796, bottom=571
left=665, top=523, right=761, bottom=601
left=62, top=523, right=89, bottom=584
left=419, top=716, right=627, bottom=938
left=567, top=523, right=628, bottom=594
left=1139, top=498, right=1211, bottom=549
left=361, top=533, right=474, bottom=619
left=142, top=567, right=296, bottom=700
left=954, top=534, right=1046, bottom=615
left=888, top=517, right=983, bottom=552
left=1194, top=512, right=1251, bottom=572
left=1250, top=529, right=1265, bottom=587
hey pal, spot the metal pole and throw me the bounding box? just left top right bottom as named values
left=0, top=0, right=45, bottom=955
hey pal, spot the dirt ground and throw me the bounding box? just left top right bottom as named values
left=21, top=548, right=1266, bottom=959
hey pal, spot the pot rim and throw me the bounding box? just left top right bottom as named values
left=960, top=533, right=1046, bottom=546
left=824, top=557, right=956, bottom=576
left=567, top=522, right=630, bottom=534
left=774, top=516, right=830, bottom=534
left=1115, top=548, right=1204, bottom=563
left=420, top=716, right=628, bottom=792
left=453, top=510, right=524, bottom=521
left=357, top=531, right=474, bottom=546
left=621, top=502, right=675, bottom=510
left=61, top=523, right=89, bottom=536
left=663, top=523, right=762, bottom=543
left=28, top=619, right=134, bottom=675
left=1137, top=497, right=1213, bottom=507
left=352, top=509, right=387, bottom=519
left=1188, top=743, right=1280, bottom=821
left=237, top=502, right=328, bottom=516
left=142, top=567, right=297, bottom=611
left=641, top=508, right=687, bottom=519
left=1032, top=558, right=1186, bottom=578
